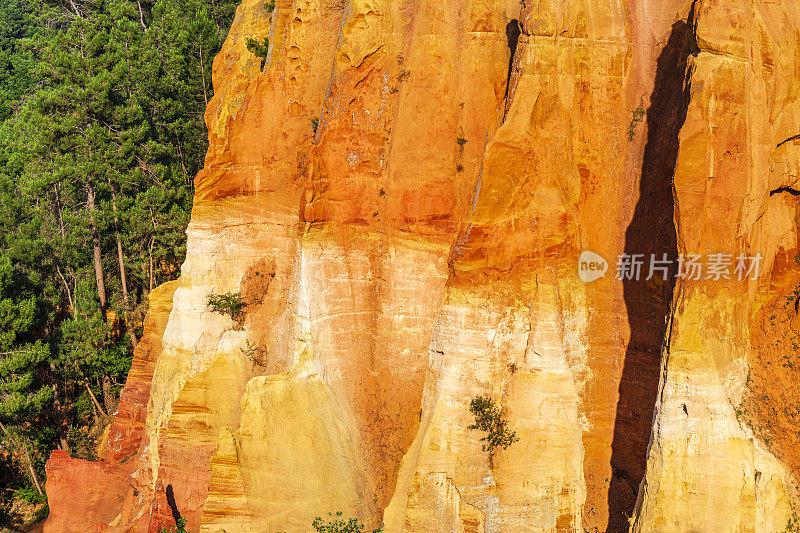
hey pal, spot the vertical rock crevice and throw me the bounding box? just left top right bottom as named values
left=503, top=19, right=521, bottom=103
left=607, top=8, right=696, bottom=530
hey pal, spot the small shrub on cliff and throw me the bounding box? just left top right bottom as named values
left=468, top=395, right=519, bottom=458
left=241, top=339, right=267, bottom=367
left=627, top=103, right=646, bottom=141
left=311, top=116, right=320, bottom=134
left=785, top=511, right=800, bottom=532
left=264, top=0, right=275, bottom=13
left=246, top=37, right=270, bottom=70
left=17, top=485, right=46, bottom=505
left=207, top=292, right=247, bottom=322
left=312, top=511, right=383, bottom=533
left=158, top=517, right=187, bottom=533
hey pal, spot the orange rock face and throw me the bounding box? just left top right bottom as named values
left=44, top=450, right=129, bottom=533
left=44, top=0, right=800, bottom=531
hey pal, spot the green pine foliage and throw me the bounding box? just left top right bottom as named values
left=207, top=292, right=247, bottom=322
left=0, top=0, right=237, bottom=522
left=0, top=0, right=38, bottom=121
left=246, top=36, right=270, bottom=70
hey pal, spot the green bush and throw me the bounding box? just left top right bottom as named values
left=207, top=292, right=247, bottom=322
left=311, top=117, right=320, bottom=134
left=312, top=511, right=383, bottom=533
left=246, top=37, right=270, bottom=70
left=17, top=486, right=46, bottom=505
left=241, top=339, right=266, bottom=367
left=159, top=517, right=187, bottom=533
left=468, top=395, right=519, bottom=457
left=627, top=104, right=646, bottom=141
left=264, top=0, right=275, bottom=13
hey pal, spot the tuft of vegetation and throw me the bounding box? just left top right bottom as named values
left=159, top=517, right=188, bottom=533
left=468, top=395, right=519, bottom=461
left=627, top=103, right=646, bottom=141
left=264, top=0, right=276, bottom=13
left=398, top=69, right=410, bottom=83
left=312, top=512, right=383, bottom=533
left=311, top=116, right=320, bottom=134
left=207, top=292, right=248, bottom=322
left=456, top=136, right=467, bottom=148
left=246, top=36, right=270, bottom=70
left=785, top=511, right=799, bottom=532
left=241, top=339, right=266, bottom=367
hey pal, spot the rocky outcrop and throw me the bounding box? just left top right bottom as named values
left=44, top=0, right=800, bottom=531
left=44, top=281, right=178, bottom=532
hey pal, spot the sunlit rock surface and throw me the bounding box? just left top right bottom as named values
left=44, top=0, right=800, bottom=531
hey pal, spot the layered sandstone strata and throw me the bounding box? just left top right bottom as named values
left=44, top=0, right=800, bottom=531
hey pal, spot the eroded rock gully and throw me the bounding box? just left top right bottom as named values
left=43, top=0, right=800, bottom=531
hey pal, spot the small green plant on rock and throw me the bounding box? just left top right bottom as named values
left=207, top=292, right=248, bottom=322
left=785, top=510, right=800, bottom=532
left=241, top=339, right=267, bottom=367
left=312, top=511, right=383, bottom=533
left=246, top=37, right=270, bottom=70
left=264, top=0, right=275, bottom=13
left=159, top=517, right=188, bottom=533
left=627, top=103, right=646, bottom=141
left=311, top=116, right=320, bottom=134
left=468, top=395, right=519, bottom=463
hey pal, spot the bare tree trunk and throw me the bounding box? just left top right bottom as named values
left=87, top=183, right=107, bottom=320
left=55, top=265, right=75, bottom=317
left=24, top=450, right=42, bottom=496
left=84, top=380, right=107, bottom=419
left=117, top=238, right=137, bottom=347
left=109, top=183, right=138, bottom=347
left=149, top=236, right=155, bottom=291
left=49, top=362, right=71, bottom=453
left=0, top=421, right=42, bottom=495
left=68, top=0, right=83, bottom=19
left=136, top=0, right=147, bottom=31
left=199, top=42, right=208, bottom=107
left=55, top=183, right=66, bottom=240
left=102, top=375, right=117, bottom=415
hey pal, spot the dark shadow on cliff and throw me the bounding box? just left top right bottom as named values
left=606, top=14, right=695, bottom=532
left=504, top=19, right=521, bottom=102
left=165, top=484, right=182, bottom=526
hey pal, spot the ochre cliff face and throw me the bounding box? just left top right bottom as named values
left=43, top=0, right=800, bottom=531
